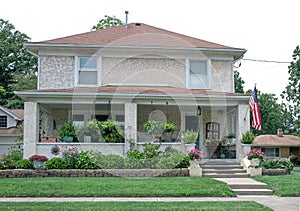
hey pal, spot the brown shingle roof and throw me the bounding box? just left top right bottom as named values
left=32, top=23, right=243, bottom=50
left=253, top=135, right=300, bottom=147
left=19, top=85, right=249, bottom=97
left=8, top=109, right=24, bottom=120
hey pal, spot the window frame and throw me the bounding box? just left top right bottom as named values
left=76, top=56, right=100, bottom=86
left=261, top=147, right=280, bottom=158
left=0, top=115, right=8, bottom=128
left=186, top=59, right=211, bottom=89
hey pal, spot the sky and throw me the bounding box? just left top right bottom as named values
left=1, top=0, right=299, bottom=99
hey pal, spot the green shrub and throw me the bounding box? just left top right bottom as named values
left=75, top=151, right=99, bottom=169
left=156, top=151, right=189, bottom=169
left=143, top=143, right=161, bottom=159
left=99, top=119, right=124, bottom=143
left=45, top=158, right=67, bottom=169
left=0, top=150, right=23, bottom=169
left=16, top=159, right=33, bottom=169
left=61, top=146, right=79, bottom=169
left=127, top=149, right=145, bottom=159
left=183, top=130, right=198, bottom=144
left=241, top=131, right=255, bottom=144
left=261, top=158, right=294, bottom=173
left=96, top=154, right=124, bottom=169
left=124, top=158, right=147, bottom=169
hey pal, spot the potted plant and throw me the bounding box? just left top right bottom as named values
left=227, top=133, right=236, bottom=144
left=241, top=131, right=255, bottom=155
left=143, top=120, right=165, bottom=140
left=99, top=119, right=124, bottom=143
left=77, top=119, right=102, bottom=142
left=187, top=149, right=203, bottom=177
left=247, top=148, right=264, bottom=166
left=183, top=130, right=199, bottom=151
left=164, top=121, right=176, bottom=133
left=58, top=122, right=78, bottom=142
left=29, top=154, right=48, bottom=170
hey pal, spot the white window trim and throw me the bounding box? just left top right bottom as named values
left=75, top=56, right=101, bottom=87
left=186, top=59, right=211, bottom=89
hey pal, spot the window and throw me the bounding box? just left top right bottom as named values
left=72, top=114, right=84, bottom=127
left=78, top=57, right=98, bottom=85
left=116, top=115, right=125, bottom=128
left=206, top=122, right=220, bottom=140
left=0, top=116, right=7, bottom=128
left=95, top=115, right=108, bottom=122
left=189, top=60, right=208, bottom=89
left=261, top=148, right=280, bottom=157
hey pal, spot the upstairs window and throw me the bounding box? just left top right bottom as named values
left=78, top=57, right=98, bottom=85
left=0, top=116, right=7, bottom=128
left=189, top=60, right=208, bottom=89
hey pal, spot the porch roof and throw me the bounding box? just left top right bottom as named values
left=16, top=85, right=250, bottom=103
left=253, top=135, right=300, bottom=147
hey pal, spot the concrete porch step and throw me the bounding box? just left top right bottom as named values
left=203, top=169, right=246, bottom=174
left=232, top=189, right=273, bottom=195
left=201, top=165, right=243, bottom=169
left=229, top=183, right=268, bottom=189
left=203, top=173, right=249, bottom=178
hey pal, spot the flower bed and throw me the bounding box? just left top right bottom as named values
left=0, top=169, right=189, bottom=178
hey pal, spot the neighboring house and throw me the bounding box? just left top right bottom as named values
left=253, top=129, right=300, bottom=161
left=16, top=23, right=250, bottom=160
left=0, top=106, right=23, bottom=155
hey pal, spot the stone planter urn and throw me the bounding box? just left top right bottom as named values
left=250, top=158, right=260, bottom=167
left=188, top=160, right=202, bottom=177
left=33, top=159, right=46, bottom=170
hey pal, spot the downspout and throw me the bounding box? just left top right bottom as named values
left=26, top=49, right=40, bottom=90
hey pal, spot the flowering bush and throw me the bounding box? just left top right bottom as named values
left=246, top=148, right=265, bottom=160
left=187, top=149, right=204, bottom=161
left=61, top=146, right=79, bottom=169
left=29, top=155, right=48, bottom=161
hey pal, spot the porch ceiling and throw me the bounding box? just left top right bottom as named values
left=15, top=85, right=249, bottom=106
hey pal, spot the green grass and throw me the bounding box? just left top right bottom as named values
left=253, top=172, right=300, bottom=196
left=293, top=166, right=300, bottom=171
left=0, top=177, right=236, bottom=197
left=0, top=202, right=272, bottom=211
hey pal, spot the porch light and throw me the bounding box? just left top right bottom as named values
left=197, top=106, right=202, bottom=116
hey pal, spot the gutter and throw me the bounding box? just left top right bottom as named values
left=25, top=43, right=247, bottom=55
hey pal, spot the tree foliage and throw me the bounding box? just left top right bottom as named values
left=281, top=46, right=300, bottom=135
left=91, top=15, right=124, bottom=31
left=234, top=70, right=245, bottom=93
left=0, top=18, right=37, bottom=108
left=252, top=93, right=284, bottom=135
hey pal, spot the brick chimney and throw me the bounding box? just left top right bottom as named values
left=277, top=128, right=283, bottom=137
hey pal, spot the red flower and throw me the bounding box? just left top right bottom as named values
left=29, top=155, right=48, bottom=161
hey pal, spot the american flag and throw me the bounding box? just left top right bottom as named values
left=249, top=86, right=262, bottom=130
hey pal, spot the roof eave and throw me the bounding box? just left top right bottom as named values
left=25, top=43, right=246, bottom=57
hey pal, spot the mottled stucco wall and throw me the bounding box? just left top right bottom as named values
left=101, top=58, right=186, bottom=87
left=39, top=56, right=75, bottom=90
left=211, top=60, right=233, bottom=92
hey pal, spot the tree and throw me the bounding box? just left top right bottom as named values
left=253, top=93, right=284, bottom=135
left=0, top=18, right=37, bottom=108
left=281, top=46, right=300, bottom=135
left=234, top=70, right=245, bottom=93
left=91, top=15, right=124, bottom=31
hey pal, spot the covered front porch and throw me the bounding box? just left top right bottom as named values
left=18, top=86, right=250, bottom=160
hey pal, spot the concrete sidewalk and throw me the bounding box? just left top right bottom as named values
left=0, top=196, right=299, bottom=211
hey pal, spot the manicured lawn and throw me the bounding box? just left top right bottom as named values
left=253, top=172, right=300, bottom=196
left=0, top=177, right=236, bottom=197
left=0, top=202, right=272, bottom=211
left=293, top=166, right=300, bottom=171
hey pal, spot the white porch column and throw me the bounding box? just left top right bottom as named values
left=236, top=104, right=250, bottom=160
left=23, top=102, right=39, bottom=159
left=124, top=102, right=137, bottom=154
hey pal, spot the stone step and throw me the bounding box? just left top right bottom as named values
left=203, top=169, right=246, bottom=174
left=232, top=189, right=273, bottom=195
left=229, top=184, right=268, bottom=189
left=203, top=173, right=249, bottom=178
left=201, top=165, right=243, bottom=169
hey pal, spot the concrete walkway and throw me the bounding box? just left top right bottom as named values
left=0, top=196, right=299, bottom=210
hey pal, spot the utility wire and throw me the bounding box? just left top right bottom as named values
left=242, top=58, right=290, bottom=64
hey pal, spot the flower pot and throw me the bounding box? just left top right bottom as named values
left=250, top=158, right=260, bottom=167
left=241, top=144, right=252, bottom=155
left=33, top=159, right=46, bottom=170
left=188, top=160, right=202, bottom=177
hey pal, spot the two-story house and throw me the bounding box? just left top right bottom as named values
left=0, top=106, right=23, bottom=155
left=16, top=23, right=250, bottom=160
